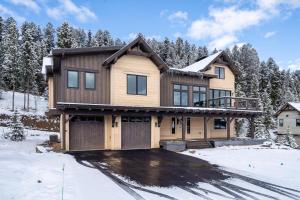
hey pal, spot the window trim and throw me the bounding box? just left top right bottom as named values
left=279, top=119, right=284, bottom=127
left=127, top=74, right=147, bottom=96
left=192, top=86, right=207, bottom=107
left=215, top=66, right=225, bottom=79
left=296, top=119, right=300, bottom=127
left=67, top=70, right=79, bottom=89
left=84, top=72, right=96, bottom=90
left=173, top=84, right=189, bottom=107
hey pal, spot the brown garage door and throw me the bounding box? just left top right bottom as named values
left=121, top=116, right=151, bottom=150
left=70, top=116, right=104, bottom=151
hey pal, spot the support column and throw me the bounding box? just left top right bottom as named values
left=61, top=113, right=66, bottom=150
left=227, top=117, right=231, bottom=140
left=182, top=116, right=186, bottom=140
left=204, top=117, right=208, bottom=140
left=250, top=117, right=255, bottom=139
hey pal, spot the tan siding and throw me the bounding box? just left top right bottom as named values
left=104, top=115, right=112, bottom=149
left=277, top=111, right=300, bottom=135
left=110, top=115, right=122, bottom=150
left=110, top=55, right=160, bottom=106
left=48, top=77, right=54, bottom=109
left=185, top=117, right=205, bottom=140
left=151, top=116, right=160, bottom=148
left=208, top=117, right=235, bottom=138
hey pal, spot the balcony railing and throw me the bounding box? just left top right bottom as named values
left=207, top=96, right=260, bottom=110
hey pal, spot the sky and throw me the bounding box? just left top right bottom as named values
left=0, top=0, right=300, bottom=71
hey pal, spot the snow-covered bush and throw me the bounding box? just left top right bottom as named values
left=276, top=128, right=299, bottom=149
left=4, top=111, right=25, bottom=141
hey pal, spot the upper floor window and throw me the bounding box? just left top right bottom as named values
left=67, top=70, right=79, bottom=88
left=214, top=118, right=226, bottom=129
left=85, top=72, right=96, bottom=89
left=127, top=74, right=147, bottom=95
left=193, top=86, right=206, bottom=107
left=173, top=84, right=188, bottom=106
left=279, top=119, right=284, bottom=127
left=209, top=89, right=231, bottom=107
left=296, top=119, right=300, bottom=126
left=215, top=67, right=225, bottom=79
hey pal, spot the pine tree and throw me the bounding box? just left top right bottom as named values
left=71, top=28, right=86, bottom=48
left=86, top=30, right=92, bottom=47
left=5, top=110, right=25, bottom=141
left=261, top=87, right=275, bottom=130
left=2, top=17, right=19, bottom=111
left=57, top=22, right=72, bottom=48
left=267, top=58, right=281, bottom=108
left=43, top=22, right=55, bottom=54
left=0, top=16, right=4, bottom=93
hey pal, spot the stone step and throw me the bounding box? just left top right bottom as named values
left=186, top=140, right=213, bottom=149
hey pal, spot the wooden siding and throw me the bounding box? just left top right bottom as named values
left=160, top=72, right=209, bottom=106
left=55, top=53, right=111, bottom=104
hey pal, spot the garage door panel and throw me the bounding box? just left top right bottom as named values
left=70, top=116, right=104, bottom=151
left=121, top=117, right=151, bottom=150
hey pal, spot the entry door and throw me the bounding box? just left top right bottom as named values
left=121, top=116, right=151, bottom=150
left=70, top=116, right=104, bottom=151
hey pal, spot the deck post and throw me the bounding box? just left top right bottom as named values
left=61, top=113, right=66, bottom=150
left=182, top=116, right=186, bottom=140
left=250, top=117, right=255, bottom=139
left=204, top=117, right=208, bottom=140
left=226, top=117, right=230, bottom=140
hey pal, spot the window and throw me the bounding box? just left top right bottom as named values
left=173, top=84, right=188, bottom=106
left=67, top=70, right=79, bottom=88
left=279, top=119, right=284, bottom=127
left=171, top=117, right=176, bottom=134
left=215, top=67, right=225, bottom=79
left=209, top=89, right=231, bottom=107
left=85, top=72, right=96, bottom=89
left=127, top=74, right=147, bottom=95
left=187, top=117, right=191, bottom=134
left=296, top=119, right=300, bottom=127
left=193, top=86, right=206, bottom=107
left=214, top=118, right=227, bottom=129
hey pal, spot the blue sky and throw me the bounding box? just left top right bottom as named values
left=0, top=0, right=300, bottom=70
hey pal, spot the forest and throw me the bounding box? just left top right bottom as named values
left=0, top=16, right=299, bottom=137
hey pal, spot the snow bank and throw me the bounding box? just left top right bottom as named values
left=0, top=91, right=48, bottom=116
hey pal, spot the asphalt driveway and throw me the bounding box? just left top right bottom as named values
left=70, top=149, right=300, bottom=200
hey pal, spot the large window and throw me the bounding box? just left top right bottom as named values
left=215, top=67, right=225, bottom=79
left=85, top=72, right=96, bottom=89
left=173, top=84, right=188, bottom=106
left=214, top=118, right=227, bottom=129
left=67, top=70, right=79, bottom=88
left=279, top=119, right=284, bottom=127
left=209, top=89, right=231, bottom=107
left=127, top=74, right=147, bottom=95
left=193, top=86, right=206, bottom=107
left=296, top=119, right=300, bottom=127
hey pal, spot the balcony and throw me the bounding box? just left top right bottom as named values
left=207, top=96, right=260, bottom=110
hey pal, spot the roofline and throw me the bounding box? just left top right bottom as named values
left=52, top=46, right=123, bottom=56
left=274, top=102, right=300, bottom=117
left=168, top=68, right=218, bottom=78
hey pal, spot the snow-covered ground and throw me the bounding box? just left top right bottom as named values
left=183, top=145, right=300, bottom=189
left=0, top=91, right=48, bottom=116
left=0, top=127, right=134, bottom=200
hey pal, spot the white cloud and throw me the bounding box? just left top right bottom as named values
left=173, top=32, right=182, bottom=38
left=47, top=0, right=97, bottom=23
left=209, top=35, right=238, bottom=50
left=0, top=4, right=25, bottom=23
left=10, top=0, right=40, bottom=13
left=264, top=31, right=276, bottom=38
left=168, top=11, right=188, bottom=22
left=288, top=58, right=300, bottom=71
left=187, top=0, right=300, bottom=49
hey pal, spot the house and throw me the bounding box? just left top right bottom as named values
left=275, top=102, right=300, bottom=145
left=44, top=36, right=263, bottom=151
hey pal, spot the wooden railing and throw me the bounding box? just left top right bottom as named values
left=207, top=96, right=260, bottom=110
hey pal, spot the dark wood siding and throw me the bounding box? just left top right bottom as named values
left=54, top=53, right=111, bottom=104
left=160, top=72, right=209, bottom=107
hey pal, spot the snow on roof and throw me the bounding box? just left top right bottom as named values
left=180, top=51, right=223, bottom=72
left=288, top=102, right=300, bottom=112
left=41, top=57, right=53, bottom=75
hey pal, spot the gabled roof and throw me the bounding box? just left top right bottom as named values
left=102, top=36, right=169, bottom=72
left=274, top=102, right=300, bottom=117
left=52, top=46, right=122, bottom=56
left=179, top=51, right=238, bottom=75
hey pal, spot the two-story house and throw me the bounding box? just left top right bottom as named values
left=44, top=36, right=262, bottom=151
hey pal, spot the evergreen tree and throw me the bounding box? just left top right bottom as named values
left=2, top=17, right=19, bottom=111
left=57, top=22, right=72, bottom=48
left=43, top=22, right=55, bottom=53
left=4, top=110, right=25, bottom=141
left=0, top=16, right=4, bottom=92
left=267, top=58, right=281, bottom=108
left=86, top=30, right=92, bottom=47
left=71, top=28, right=86, bottom=48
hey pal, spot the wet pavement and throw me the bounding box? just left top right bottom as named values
left=70, top=149, right=300, bottom=200
left=71, top=149, right=228, bottom=187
